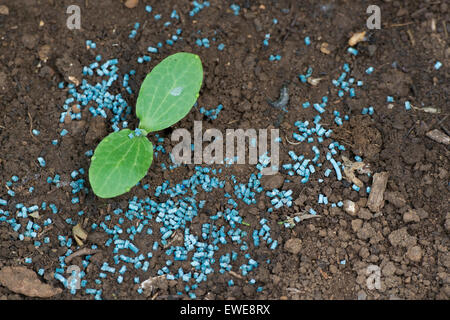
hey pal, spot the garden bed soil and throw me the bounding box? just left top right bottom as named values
left=0, top=0, right=449, bottom=300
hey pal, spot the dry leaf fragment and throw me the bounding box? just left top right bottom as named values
left=411, top=105, right=441, bottom=114
left=73, top=223, right=88, bottom=246
left=341, top=155, right=371, bottom=188
left=307, top=77, right=323, bottom=86
left=426, top=129, right=450, bottom=145
left=29, top=211, right=40, bottom=219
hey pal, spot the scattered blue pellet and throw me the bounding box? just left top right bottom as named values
left=230, top=4, right=240, bottom=15
left=37, top=157, right=46, bottom=167
left=304, top=37, right=311, bottom=46
left=269, top=54, right=281, bottom=61
left=347, top=47, right=358, bottom=56
left=405, top=101, right=411, bottom=111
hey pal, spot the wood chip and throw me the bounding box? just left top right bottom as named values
left=0, top=266, right=62, bottom=298
left=348, top=31, right=366, bottom=47
left=426, top=129, right=450, bottom=145
left=367, top=172, right=389, bottom=213
left=318, top=268, right=329, bottom=279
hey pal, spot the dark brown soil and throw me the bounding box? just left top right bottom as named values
left=0, top=0, right=449, bottom=300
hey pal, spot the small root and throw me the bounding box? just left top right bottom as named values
left=229, top=270, right=245, bottom=280
left=28, top=112, right=39, bottom=142
left=285, top=136, right=301, bottom=145
left=65, top=248, right=99, bottom=264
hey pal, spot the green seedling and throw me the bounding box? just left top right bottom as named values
left=89, top=52, right=203, bottom=198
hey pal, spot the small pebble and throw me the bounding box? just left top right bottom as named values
left=0, top=5, right=9, bottom=15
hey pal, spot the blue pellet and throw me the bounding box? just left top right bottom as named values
left=37, top=157, right=46, bottom=167
left=347, top=47, right=358, bottom=56
left=304, top=36, right=311, bottom=46
left=405, top=101, right=411, bottom=111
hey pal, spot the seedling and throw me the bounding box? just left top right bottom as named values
left=89, top=52, right=203, bottom=198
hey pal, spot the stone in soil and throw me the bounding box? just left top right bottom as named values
left=403, top=209, right=420, bottom=223
left=351, top=219, right=363, bottom=232
left=406, top=246, right=423, bottom=262
left=55, top=53, right=82, bottom=86
left=21, top=34, right=39, bottom=50
left=124, top=0, right=139, bottom=8
left=388, top=228, right=417, bottom=248
left=38, top=44, right=52, bottom=63
left=445, top=214, right=450, bottom=232
left=0, top=5, right=9, bottom=15
left=384, top=191, right=407, bottom=208
left=378, top=69, right=413, bottom=97
left=260, top=174, right=284, bottom=190
left=357, top=208, right=373, bottom=220
left=85, top=117, right=107, bottom=145
left=68, top=120, right=87, bottom=136
left=343, top=200, right=359, bottom=216
left=357, top=222, right=376, bottom=241
left=284, top=238, right=302, bottom=255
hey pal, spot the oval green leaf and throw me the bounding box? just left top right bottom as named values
left=89, top=129, right=153, bottom=198
left=136, top=52, right=203, bottom=132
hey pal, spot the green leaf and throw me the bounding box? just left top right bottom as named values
left=89, top=129, right=153, bottom=198
left=136, top=52, right=203, bottom=132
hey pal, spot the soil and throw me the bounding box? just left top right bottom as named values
left=0, top=0, right=449, bottom=300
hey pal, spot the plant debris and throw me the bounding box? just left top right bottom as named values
left=348, top=31, right=366, bottom=47
left=73, top=223, right=88, bottom=246
left=341, top=155, right=371, bottom=188
left=0, top=266, right=62, bottom=298
left=367, top=172, right=389, bottom=213
left=426, top=129, right=450, bottom=145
